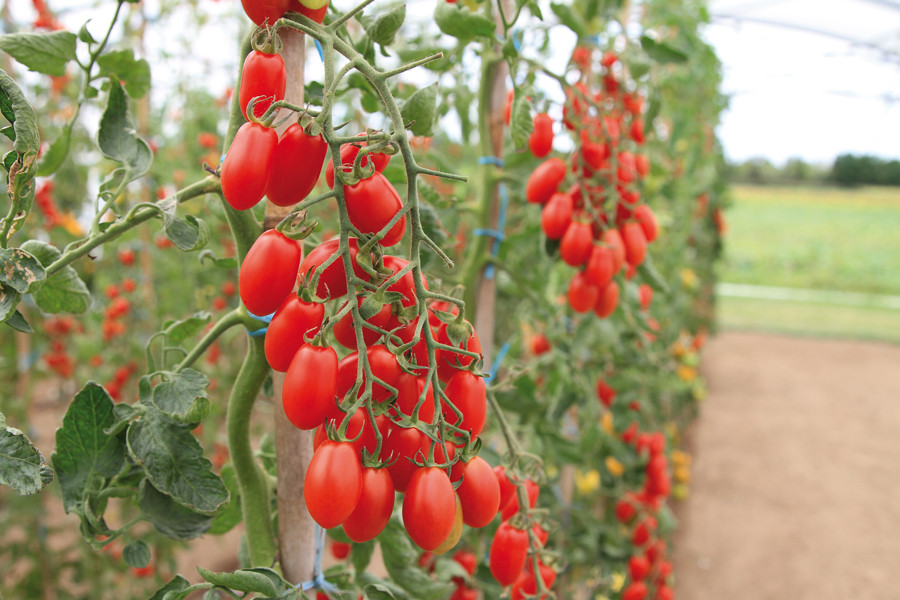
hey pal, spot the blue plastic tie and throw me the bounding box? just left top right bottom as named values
left=246, top=310, right=274, bottom=338
left=298, top=525, right=341, bottom=595
left=315, top=39, right=324, bottom=62
left=486, top=341, right=511, bottom=382
left=511, top=28, right=522, bottom=52
left=477, top=156, right=505, bottom=168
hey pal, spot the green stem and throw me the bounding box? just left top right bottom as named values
left=175, top=309, right=249, bottom=372
left=226, top=336, right=276, bottom=567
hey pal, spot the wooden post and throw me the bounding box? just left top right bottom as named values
left=268, top=29, right=316, bottom=584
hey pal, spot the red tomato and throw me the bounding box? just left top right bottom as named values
left=559, top=221, right=593, bottom=267
left=528, top=113, right=554, bottom=158
left=593, top=281, right=620, bottom=318
left=567, top=271, right=599, bottom=313
left=434, top=320, right=481, bottom=382
left=298, top=238, right=367, bottom=299
left=617, top=152, right=638, bottom=184
left=325, top=141, right=390, bottom=188
left=403, top=467, right=457, bottom=551
left=635, top=154, right=650, bottom=178
left=221, top=122, right=278, bottom=211
left=451, top=456, right=500, bottom=528
left=603, top=228, right=626, bottom=273
left=628, top=554, right=651, bottom=581
left=526, top=158, right=567, bottom=205
left=585, top=245, right=615, bottom=288
left=283, top=345, right=338, bottom=430
left=500, top=479, right=539, bottom=521
left=382, top=255, right=423, bottom=308
left=264, top=295, right=324, bottom=372
left=381, top=425, right=429, bottom=492
left=333, top=296, right=392, bottom=349
left=342, top=467, right=394, bottom=542
left=638, top=284, right=653, bottom=311
left=540, top=193, right=574, bottom=240
left=632, top=516, right=656, bottom=546
left=344, top=172, right=406, bottom=247
left=330, top=540, right=351, bottom=560
left=336, top=345, right=402, bottom=405
left=621, top=222, right=648, bottom=267
left=304, top=441, right=362, bottom=528
left=240, top=0, right=289, bottom=25
left=117, top=248, right=135, bottom=266
left=601, top=51, right=618, bottom=67
left=442, top=371, right=486, bottom=437
left=393, top=374, right=436, bottom=424
left=453, top=550, right=478, bottom=577
left=634, top=204, right=658, bottom=242
left=504, top=89, right=513, bottom=126
left=265, top=123, right=328, bottom=207
left=622, top=582, right=647, bottom=600
left=494, top=466, right=516, bottom=510
left=489, top=522, right=529, bottom=586
left=289, top=0, right=328, bottom=22
left=238, top=230, right=303, bottom=317
left=511, top=562, right=557, bottom=600
left=530, top=333, right=551, bottom=356
left=656, top=586, right=674, bottom=600
left=596, top=378, right=616, bottom=407
left=630, top=118, right=646, bottom=145
left=615, top=497, right=637, bottom=523
left=238, top=51, right=286, bottom=121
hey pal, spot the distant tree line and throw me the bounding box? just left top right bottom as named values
left=726, top=155, right=900, bottom=186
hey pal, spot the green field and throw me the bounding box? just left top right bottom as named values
left=718, top=185, right=900, bottom=343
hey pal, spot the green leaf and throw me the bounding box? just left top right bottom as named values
left=98, top=78, right=152, bottom=178
left=77, top=21, right=97, bottom=44
left=305, top=80, right=324, bottom=106
left=0, top=412, right=54, bottom=495
left=367, top=3, right=405, bottom=47
left=52, top=383, right=125, bottom=513
left=138, top=480, right=214, bottom=541
left=127, top=407, right=228, bottom=513
left=122, top=540, right=151, bottom=568
left=20, top=240, right=91, bottom=314
left=0, top=125, right=13, bottom=141
left=509, top=91, right=533, bottom=150
left=640, top=35, right=688, bottom=64
left=637, top=256, right=670, bottom=294
left=363, top=583, right=401, bottom=600
left=197, top=567, right=292, bottom=597
left=0, top=284, right=20, bottom=322
left=105, top=403, right=137, bottom=436
left=352, top=539, right=376, bottom=574
left=380, top=519, right=455, bottom=600
left=434, top=2, right=496, bottom=39
left=149, top=575, right=191, bottom=600
left=400, top=84, right=437, bottom=137
left=0, top=31, right=77, bottom=77
left=97, top=49, right=151, bottom=98
left=550, top=2, right=586, bottom=37
left=0, top=68, right=38, bottom=153
left=207, top=464, right=241, bottom=535
left=149, top=369, right=210, bottom=424
left=0, top=247, right=45, bottom=293
left=164, top=215, right=210, bottom=252
left=163, top=312, right=211, bottom=345
left=5, top=309, right=31, bottom=333
left=37, top=124, right=73, bottom=176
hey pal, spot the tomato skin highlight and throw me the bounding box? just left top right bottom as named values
left=304, top=441, right=362, bottom=528
left=238, top=51, right=286, bottom=121
left=264, top=295, right=324, bottom=372
left=452, top=456, right=501, bottom=528
left=489, top=522, right=529, bottom=586
left=442, top=370, right=487, bottom=437
left=265, top=123, right=328, bottom=207
left=342, top=467, right=395, bottom=542
left=344, top=172, right=406, bottom=247
left=221, top=122, right=278, bottom=211
left=283, top=345, right=338, bottom=430
left=238, top=230, right=303, bottom=317
left=403, top=467, right=457, bottom=551
left=541, top=193, right=574, bottom=240
left=529, top=113, right=554, bottom=158
left=240, top=0, right=289, bottom=26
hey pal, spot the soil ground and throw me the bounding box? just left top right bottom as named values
left=672, top=331, right=900, bottom=600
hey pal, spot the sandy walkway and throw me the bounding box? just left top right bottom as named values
left=672, top=331, right=900, bottom=600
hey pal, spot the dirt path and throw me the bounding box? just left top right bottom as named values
left=672, top=331, right=900, bottom=600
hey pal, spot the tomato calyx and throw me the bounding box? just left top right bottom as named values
left=250, top=23, right=283, bottom=55
left=274, top=208, right=317, bottom=241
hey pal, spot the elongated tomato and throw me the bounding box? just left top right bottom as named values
left=342, top=467, right=394, bottom=542
left=304, top=441, right=362, bottom=528
left=283, top=344, right=338, bottom=430
left=239, top=229, right=303, bottom=316
left=265, top=123, right=328, bottom=207
left=238, top=50, right=286, bottom=121
left=403, top=467, right=457, bottom=551
left=264, top=295, right=324, bottom=372
left=221, top=122, right=278, bottom=211
left=344, top=172, right=406, bottom=247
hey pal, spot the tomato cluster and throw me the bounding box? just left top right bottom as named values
left=521, top=48, right=660, bottom=318
left=612, top=427, right=675, bottom=600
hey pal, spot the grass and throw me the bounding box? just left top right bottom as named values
left=718, top=185, right=900, bottom=343
left=721, top=185, right=900, bottom=295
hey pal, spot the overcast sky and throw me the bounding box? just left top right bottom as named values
left=707, top=0, right=900, bottom=165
